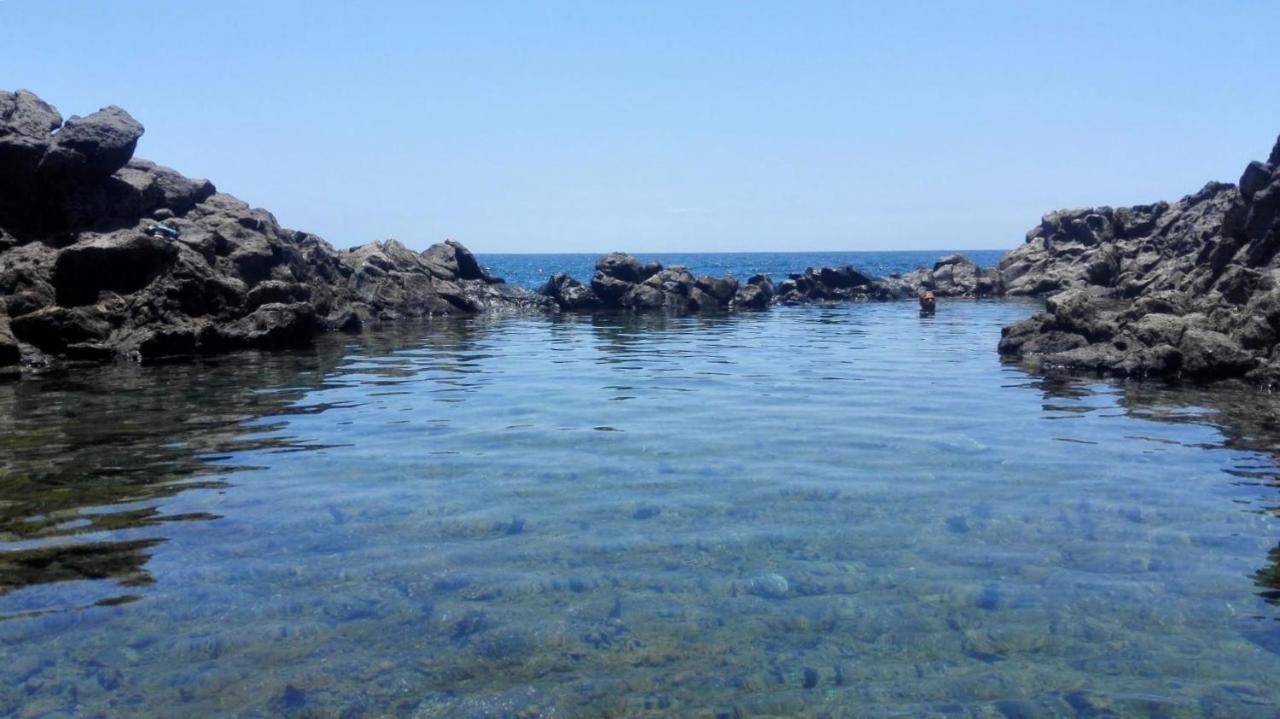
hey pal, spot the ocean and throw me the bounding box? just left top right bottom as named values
left=477, top=249, right=1009, bottom=288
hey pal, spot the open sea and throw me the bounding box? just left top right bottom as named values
left=476, top=250, right=1008, bottom=288
left=1, top=252, right=1279, bottom=717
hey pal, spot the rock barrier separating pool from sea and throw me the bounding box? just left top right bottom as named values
left=538, top=251, right=1001, bottom=313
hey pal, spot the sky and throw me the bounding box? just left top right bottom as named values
left=4, top=1, right=1278, bottom=253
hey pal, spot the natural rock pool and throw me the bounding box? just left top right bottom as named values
left=2, top=301, right=1279, bottom=717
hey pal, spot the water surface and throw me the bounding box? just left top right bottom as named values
left=1, top=301, right=1279, bottom=717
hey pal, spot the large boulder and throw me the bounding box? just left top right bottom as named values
left=422, top=239, right=496, bottom=282
left=561, top=252, right=755, bottom=313
left=0, top=90, right=62, bottom=183
left=731, top=274, right=774, bottom=310
left=0, top=241, right=57, bottom=317
left=335, top=238, right=521, bottom=320
left=695, top=275, right=739, bottom=305
left=206, top=302, right=319, bottom=350
left=10, top=305, right=113, bottom=353
left=595, top=252, right=644, bottom=283
left=932, top=254, right=1002, bottom=296
left=590, top=273, right=633, bottom=306
left=113, top=160, right=217, bottom=216
left=1178, top=327, right=1256, bottom=378
left=542, top=272, right=600, bottom=311
left=628, top=266, right=697, bottom=310
left=52, top=232, right=178, bottom=305
left=1240, top=161, right=1274, bottom=200
left=38, top=106, right=143, bottom=181
left=774, top=265, right=882, bottom=303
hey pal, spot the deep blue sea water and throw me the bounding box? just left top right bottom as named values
left=477, top=250, right=1008, bottom=288
left=1, top=280, right=1279, bottom=716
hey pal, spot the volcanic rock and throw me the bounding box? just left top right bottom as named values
left=0, top=90, right=551, bottom=376
left=997, top=133, right=1280, bottom=384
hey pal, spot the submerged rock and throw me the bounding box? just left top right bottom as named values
left=745, top=573, right=790, bottom=599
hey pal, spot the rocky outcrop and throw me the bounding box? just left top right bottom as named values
left=998, top=134, right=1280, bottom=384
left=540, top=273, right=600, bottom=311
left=540, top=253, right=751, bottom=313
left=0, top=90, right=548, bottom=376
left=907, top=254, right=1004, bottom=297
left=732, top=274, right=775, bottom=310
left=772, top=265, right=883, bottom=303
left=542, top=253, right=993, bottom=313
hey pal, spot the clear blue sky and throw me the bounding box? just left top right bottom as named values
left=5, top=1, right=1278, bottom=253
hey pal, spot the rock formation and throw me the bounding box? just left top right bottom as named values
left=997, top=134, right=1280, bottom=384
left=0, top=90, right=549, bottom=376
left=540, top=252, right=997, bottom=313
left=541, top=252, right=780, bottom=313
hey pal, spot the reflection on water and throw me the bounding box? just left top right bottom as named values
left=1, top=303, right=1279, bottom=717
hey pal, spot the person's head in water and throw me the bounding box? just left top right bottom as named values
left=919, top=290, right=936, bottom=313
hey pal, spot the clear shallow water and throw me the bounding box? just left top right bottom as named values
left=1, top=301, right=1279, bottom=717
left=477, top=250, right=1008, bottom=288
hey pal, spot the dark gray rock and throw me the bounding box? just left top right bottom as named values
left=52, top=232, right=178, bottom=305
left=548, top=250, right=995, bottom=314
left=1240, top=161, right=1274, bottom=200
left=774, top=265, right=887, bottom=303
left=209, top=302, right=319, bottom=350
left=422, top=239, right=497, bottom=283
left=732, top=274, right=774, bottom=310
left=0, top=90, right=552, bottom=376
left=695, top=275, right=738, bottom=304
left=115, top=160, right=217, bottom=216
left=542, top=272, right=600, bottom=311
left=640, top=260, right=662, bottom=280
left=589, top=273, right=632, bottom=306
left=575, top=253, right=747, bottom=313
left=817, top=265, right=873, bottom=289
left=38, top=106, right=144, bottom=181
left=0, top=312, right=20, bottom=367
left=10, top=305, right=113, bottom=353
left=1178, top=327, right=1255, bottom=378
left=894, top=254, right=1004, bottom=298
left=595, top=252, right=644, bottom=283
left=996, top=132, right=1280, bottom=384
left=0, top=90, right=62, bottom=182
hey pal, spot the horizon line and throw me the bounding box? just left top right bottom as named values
left=467, top=247, right=1013, bottom=256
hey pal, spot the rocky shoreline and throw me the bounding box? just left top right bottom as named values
left=0, top=90, right=1000, bottom=378
left=4, top=89, right=1279, bottom=387
left=0, top=90, right=555, bottom=376
left=996, top=134, right=1280, bottom=385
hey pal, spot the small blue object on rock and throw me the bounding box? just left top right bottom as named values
left=146, top=223, right=179, bottom=240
